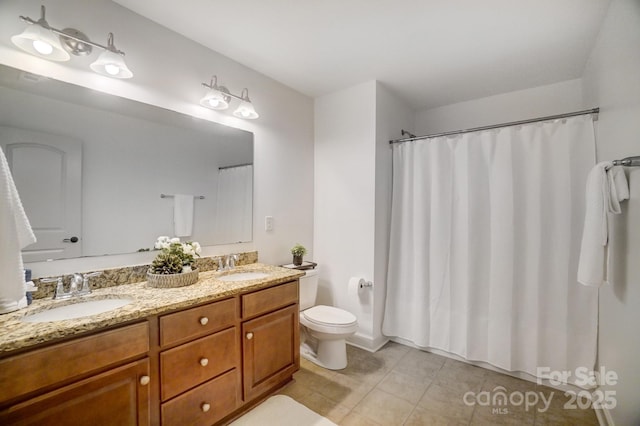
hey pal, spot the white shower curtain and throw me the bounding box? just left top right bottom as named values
left=382, top=115, right=599, bottom=385
left=213, top=165, right=253, bottom=243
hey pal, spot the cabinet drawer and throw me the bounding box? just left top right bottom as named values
left=160, top=327, right=237, bottom=401
left=162, top=369, right=239, bottom=426
left=0, top=322, right=149, bottom=405
left=242, top=281, right=298, bottom=319
left=160, top=297, right=237, bottom=347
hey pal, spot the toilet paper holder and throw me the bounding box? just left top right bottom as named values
left=358, top=278, right=373, bottom=289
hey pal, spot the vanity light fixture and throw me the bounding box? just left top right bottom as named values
left=11, top=5, right=133, bottom=79
left=200, top=75, right=259, bottom=119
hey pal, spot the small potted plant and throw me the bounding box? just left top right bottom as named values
left=147, top=236, right=202, bottom=288
left=291, top=243, right=307, bottom=266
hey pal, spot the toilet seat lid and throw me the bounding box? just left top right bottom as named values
left=303, top=305, right=357, bottom=326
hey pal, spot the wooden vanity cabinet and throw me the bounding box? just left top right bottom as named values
left=158, top=297, right=241, bottom=426
left=241, top=281, right=300, bottom=402
left=0, top=278, right=300, bottom=426
left=0, top=322, right=151, bottom=425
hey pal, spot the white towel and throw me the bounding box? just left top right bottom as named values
left=577, top=162, right=629, bottom=287
left=173, top=194, right=194, bottom=237
left=0, top=146, right=36, bottom=314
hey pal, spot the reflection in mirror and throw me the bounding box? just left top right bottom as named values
left=0, top=64, right=253, bottom=262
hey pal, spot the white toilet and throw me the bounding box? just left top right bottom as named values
left=298, top=268, right=358, bottom=370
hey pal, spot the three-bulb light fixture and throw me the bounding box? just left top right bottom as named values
left=200, top=75, right=259, bottom=120
left=11, top=5, right=133, bottom=79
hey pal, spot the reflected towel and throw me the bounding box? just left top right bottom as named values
left=577, top=162, right=629, bottom=287
left=0, top=146, right=36, bottom=314
left=174, top=194, right=194, bottom=237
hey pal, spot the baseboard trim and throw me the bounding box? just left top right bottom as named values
left=347, top=332, right=389, bottom=352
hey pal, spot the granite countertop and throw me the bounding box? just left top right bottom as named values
left=0, top=263, right=304, bottom=355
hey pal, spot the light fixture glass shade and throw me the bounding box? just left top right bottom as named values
left=233, top=100, right=259, bottom=119
left=11, top=24, right=70, bottom=61
left=200, top=89, right=230, bottom=110
left=90, top=50, right=133, bottom=79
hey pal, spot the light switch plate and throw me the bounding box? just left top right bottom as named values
left=265, top=216, right=274, bottom=231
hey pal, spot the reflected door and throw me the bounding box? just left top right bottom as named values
left=0, top=126, right=82, bottom=262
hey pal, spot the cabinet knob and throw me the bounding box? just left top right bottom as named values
left=199, top=357, right=209, bottom=367
left=246, top=332, right=254, bottom=340
left=139, top=375, right=150, bottom=386
left=201, top=403, right=211, bottom=412
left=199, top=317, right=209, bottom=326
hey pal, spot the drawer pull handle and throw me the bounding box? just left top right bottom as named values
left=199, top=317, right=209, bottom=326
left=199, top=357, right=209, bottom=367
left=202, top=403, right=211, bottom=412
left=139, top=375, right=150, bottom=386
left=246, top=332, right=254, bottom=340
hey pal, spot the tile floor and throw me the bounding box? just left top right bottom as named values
left=278, top=342, right=599, bottom=425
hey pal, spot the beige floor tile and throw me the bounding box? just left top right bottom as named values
left=282, top=342, right=601, bottom=426
left=433, top=361, right=486, bottom=394
left=482, top=371, right=538, bottom=393
left=339, top=411, right=383, bottom=426
left=352, top=388, right=415, bottom=426
left=333, top=357, right=389, bottom=386
left=368, top=341, right=411, bottom=369
left=418, top=383, right=475, bottom=422
left=376, top=370, right=431, bottom=404
left=277, top=379, right=314, bottom=400
left=393, top=349, right=446, bottom=380
left=314, top=372, right=374, bottom=409
left=298, top=391, right=351, bottom=424
left=404, top=405, right=469, bottom=426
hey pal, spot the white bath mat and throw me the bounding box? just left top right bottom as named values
left=229, top=395, right=337, bottom=426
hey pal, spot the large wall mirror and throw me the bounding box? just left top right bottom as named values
left=0, top=64, right=254, bottom=262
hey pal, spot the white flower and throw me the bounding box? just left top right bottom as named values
left=182, top=243, right=195, bottom=256
left=192, top=242, right=202, bottom=254
left=154, top=236, right=171, bottom=249
left=170, top=237, right=181, bottom=244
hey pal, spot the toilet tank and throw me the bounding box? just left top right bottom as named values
left=299, top=268, right=319, bottom=310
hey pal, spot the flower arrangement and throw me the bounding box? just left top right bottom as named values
left=151, top=236, right=202, bottom=275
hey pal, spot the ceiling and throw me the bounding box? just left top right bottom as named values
left=114, top=0, right=611, bottom=110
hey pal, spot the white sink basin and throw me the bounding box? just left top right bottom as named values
left=218, top=272, right=270, bottom=282
left=22, top=299, right=133, bottom=323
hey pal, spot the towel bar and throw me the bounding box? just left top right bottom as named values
left=612, top=156, right=640, bottom=167
left=160, top=194, right=205, bottom=199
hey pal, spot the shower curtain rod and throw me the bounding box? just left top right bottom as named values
left=389, top=108, right=600, bottom=145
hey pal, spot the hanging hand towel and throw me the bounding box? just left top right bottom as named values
left=0, top=146, right=36, bottom=314
left=174, top=194, right=194, bottom=237
left=577, top=162, right=629, bottom=287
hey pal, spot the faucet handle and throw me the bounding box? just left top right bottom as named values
left=41, top=277, right=71, bottom=299
left=79, top=272, right=102, bottom=295
left=217, top=257, right=225, bottom=271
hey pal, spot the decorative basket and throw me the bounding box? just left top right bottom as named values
left=146, top=268, right=199, bottom=288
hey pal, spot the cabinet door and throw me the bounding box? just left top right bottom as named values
left=242, top=304, right=299, bottom=401
left=0, top=359, right=150, bottom=426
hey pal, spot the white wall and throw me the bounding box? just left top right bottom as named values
left=314, top=81, right=378, bottom=347
left=415, top=79, right=585, bottom=135
left=374, top=83, right=414, bottom=348
left=314, top=81, right=414, bottom=350
left=582, top=0, right=640, bottom=424
left=0, top=0, right=314, bottom=276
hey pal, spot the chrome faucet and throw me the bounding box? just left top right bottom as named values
left=41, top=272, right=102, bottom=299
left=218, top=254, right=239, bottom=271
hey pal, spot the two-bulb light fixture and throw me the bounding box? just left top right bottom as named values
left=200, top=76, right=259, bottom=119
left=11, top=5, right=133, bottom=79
